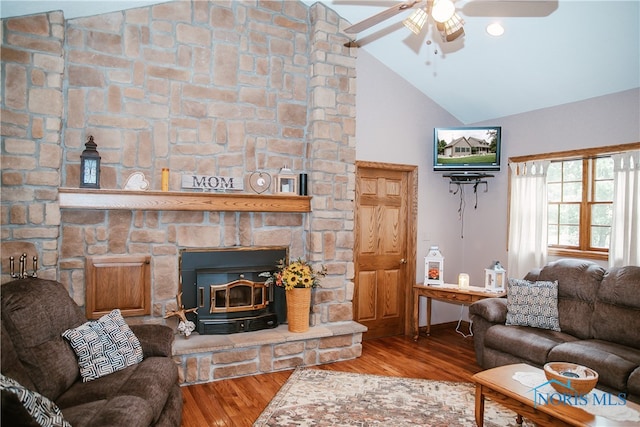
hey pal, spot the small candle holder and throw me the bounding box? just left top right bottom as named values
left=9, top=253, right=38, bottom=279
left=458, top=273, right=469, bottom=289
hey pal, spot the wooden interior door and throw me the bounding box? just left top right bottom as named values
left=85, top=255, right=151, bottom=319
left=354, top=162, right=417, bottom=339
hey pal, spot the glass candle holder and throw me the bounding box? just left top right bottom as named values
left=458, top=273, right=469, bottom=289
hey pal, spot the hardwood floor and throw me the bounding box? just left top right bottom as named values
left=180, top=324, right=483, bottom=427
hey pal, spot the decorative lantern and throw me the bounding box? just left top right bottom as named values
left=485, top=261, right=506, bottom=292
left=276, top=166, right=297, bottom=194
left=80, top=136, right=101, bottom=189
left=425, top=246, right=444, bottom=286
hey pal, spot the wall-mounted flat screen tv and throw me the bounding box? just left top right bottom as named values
left=433, top=126, right=501, bottom=172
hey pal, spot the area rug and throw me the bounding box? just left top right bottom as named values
left=254, top=368, right=535, bottom=427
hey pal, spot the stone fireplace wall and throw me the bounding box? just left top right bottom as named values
left=1, top=0, right=355, bottom=338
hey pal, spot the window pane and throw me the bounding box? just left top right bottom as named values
left=563, top=182, right=582, bottom=202
left=548, top=183, right=562, bottom=202
left=547, top=163, right=562, bottom=182
left=558, top=225, right=579, bottom=246
left=548, top=225, right=559, bottom=245
left=594, top=181, right=614, bottom=201
left=563, top=160, right=582, bottom=181
left=591, top=225, right=610, bottom=249
left=548, top=204, right=559, bottom=224
left=591, top=204, right=612, bottom=226
left=559, top=204, right=580, bottom=224
left=595, top=157, right=614, bottom=179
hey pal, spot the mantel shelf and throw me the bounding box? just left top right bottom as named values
left=58, top=188, right=311, bottom=212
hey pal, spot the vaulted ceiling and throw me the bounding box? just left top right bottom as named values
left=2, top=0, right=638, bottom=124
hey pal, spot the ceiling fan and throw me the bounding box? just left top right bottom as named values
left=344, top=0, right=465, bottom=44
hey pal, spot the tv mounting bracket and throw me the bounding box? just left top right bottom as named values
left=443, top=173, right=493, bottom=194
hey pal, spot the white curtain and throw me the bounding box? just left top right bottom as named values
left=609, top=150, right=640, bottom=267
left=507, top=160, right=550, bottom=279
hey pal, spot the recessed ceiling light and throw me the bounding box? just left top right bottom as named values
left=486, top=23, right=504, bottom=37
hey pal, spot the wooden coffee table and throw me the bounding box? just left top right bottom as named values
left=472, top=363, right=640, bottom=427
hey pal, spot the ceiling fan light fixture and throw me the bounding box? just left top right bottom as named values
left=431, top=0, right=456, bottom=24
left=436, top=12, right=465, bottom=42
left=486, top=22, right=505, bottom=37
left=402, top=7, right=428, bottom=35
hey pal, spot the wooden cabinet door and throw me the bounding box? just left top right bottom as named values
left=85, top=255, right=151, bottom=319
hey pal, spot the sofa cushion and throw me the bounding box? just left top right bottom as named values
left=505, top=278, right=560, bottom=331
left=62, top=309, right=143, bottom=382
left=532, top=259, right=605, bottom=339
left=59, top=396, right=155, bottom=427
left=1, top=374, right=71, bottom=427
left=56, top=357, right=178, bottom=424
left=484, top=324, right=577, bottom=366
left=548, top=340, right=640, bottom=392
left=591, top=266, right=640, bottom=350
left=628, top=367, right=640, bottom=404
left=1, top=278, right=86, bottom=400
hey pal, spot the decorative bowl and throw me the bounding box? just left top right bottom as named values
left=543, top=362, right=598, bottom=395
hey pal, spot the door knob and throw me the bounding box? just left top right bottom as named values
left=400, top=258, right=407, bottom=264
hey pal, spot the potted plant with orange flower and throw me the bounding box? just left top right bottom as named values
left=260, top=258, right=326, bottom=332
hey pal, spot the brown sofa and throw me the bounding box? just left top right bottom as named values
left=1, top=278, right=182, bottom=426
left=469, top=259, right=640, bottom=403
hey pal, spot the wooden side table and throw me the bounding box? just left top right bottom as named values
left=413, top=283, right=506, bottom=341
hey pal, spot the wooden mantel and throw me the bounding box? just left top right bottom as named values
left=58, top=188, right=311, bottom=212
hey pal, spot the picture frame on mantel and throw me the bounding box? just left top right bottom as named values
left=276, top=167, right=297, bottom=194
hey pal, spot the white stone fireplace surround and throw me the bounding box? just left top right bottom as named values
left=0, top=0, right=364, bottom=384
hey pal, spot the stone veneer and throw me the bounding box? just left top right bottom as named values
left=0, top=0, right=361, bottom=384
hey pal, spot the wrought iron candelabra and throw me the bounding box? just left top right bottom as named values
left=9, top=253, right=38, bottom=279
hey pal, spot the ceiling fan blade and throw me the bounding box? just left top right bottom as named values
left=344, top=1, right=422, bottom=34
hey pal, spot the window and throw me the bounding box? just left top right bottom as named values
left=509, top=142, right=640, bottom=263
left=546, top=157, right=613, bottom=259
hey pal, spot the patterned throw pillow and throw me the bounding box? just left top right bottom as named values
left=62, top=309, right=143, bottom=382
left=505, top=278, right=561, bottom=331
left=1, top=374, right=72, bottom=427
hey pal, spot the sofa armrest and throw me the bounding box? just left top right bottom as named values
left=129, top=324, right=175, bottom=358
left=469, top=298, right=508, bottom=324
left=469, top=298, right=508, bottom=368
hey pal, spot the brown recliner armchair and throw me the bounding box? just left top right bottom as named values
left=1, top=278, right=182, bottom=426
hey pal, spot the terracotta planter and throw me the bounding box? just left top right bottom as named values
left=286, top=287, right=311, bottom=333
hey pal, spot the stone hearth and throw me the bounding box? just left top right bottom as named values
left=173, top=322, right=366, bottom=385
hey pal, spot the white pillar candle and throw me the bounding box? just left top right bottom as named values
left=458, top=273, right=469, bottom=288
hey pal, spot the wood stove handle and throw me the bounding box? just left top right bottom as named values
left=198, top=287, right=204, bottom=307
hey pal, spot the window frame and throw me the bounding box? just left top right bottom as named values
left=546, top=157, right=612, bottom=259
left=508, top=142, right=640, bottom=261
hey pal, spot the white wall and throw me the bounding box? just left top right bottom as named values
left=356, top=48, right=640, bottom=326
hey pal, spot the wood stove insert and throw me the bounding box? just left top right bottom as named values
left=179, top=247, right=288, bottom=334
